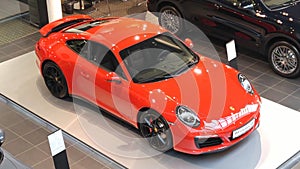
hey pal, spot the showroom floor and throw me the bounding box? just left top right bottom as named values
left=1, top=54, right=299, bottom=168
left=0, top=96, right=123, bottom=169
left=0, top=0, right=299, bottom=168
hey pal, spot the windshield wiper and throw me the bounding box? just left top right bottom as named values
left=172, top=57, right=199, bottom=75
left=188, top=57, right=199, bottom=66
left=137, top=74, right=173, bottom=83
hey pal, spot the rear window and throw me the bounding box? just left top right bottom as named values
left=64, top=20, right=110, bottom=33
left=43, top=18, right=89, bottom=37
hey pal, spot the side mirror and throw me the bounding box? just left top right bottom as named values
left=0, top=129, right=5, bottom=147
left=184, top=38, right=194, bottom=48
left=105, top=72, right=122, bottom=84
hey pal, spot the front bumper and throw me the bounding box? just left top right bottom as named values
left=170, top=111, right=260, bottom=155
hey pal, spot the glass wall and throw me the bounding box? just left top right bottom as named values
left=0, top=0, right=29, bottom=21
left=0, top=0, right=37, bottom=47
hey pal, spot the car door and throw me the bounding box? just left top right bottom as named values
left=218, top=0, right=267, bottom=48
left=65, top=38, right=134, bottom=121
left=95, top=45, right=134, bottom=120
left=66, top=39, right=98, bottom=101
left=182, top=0, right=233, bottom=40
left=191, top=0, right=266, bottom=49
left=82, top=41, right=134, bottom=120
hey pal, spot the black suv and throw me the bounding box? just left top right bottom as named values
left=147, top=0, right=300, bottom=78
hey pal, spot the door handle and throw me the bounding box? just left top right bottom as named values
left=80, top=71, right=90, bottom=79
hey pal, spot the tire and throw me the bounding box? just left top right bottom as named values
left=268, top=41, right=300, bottom=78
left=159, top=6, right=183, bottom=35
left=42, top=62, right=69, bottom=99
left=138, top=110, right=173, bottom=152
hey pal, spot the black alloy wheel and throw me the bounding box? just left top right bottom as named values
left=139, top=110, right=173, bottom=152
left=268, top=41, right=300, bottom=78
left=159, top=6, right=183, bottom=35
left=43, top=62, right=69, bottom=98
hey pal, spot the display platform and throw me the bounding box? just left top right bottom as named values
left=1, top=51, right=300, bottom=169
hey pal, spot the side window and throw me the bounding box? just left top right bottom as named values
left=67, top=40, right=126, bottom=79
left=100, top=51, right=127, bottom=79
left=86, top=41, right=115, bottom=70
left=221, top=0, right=238, bottom=6
left=66, top=40, right=88, bottom=58
left=99, top=51, right=117, bottom=72
left=221, top=0, right=254, bottom=10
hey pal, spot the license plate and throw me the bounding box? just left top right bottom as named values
left=232, top=119, right=255, bottom=139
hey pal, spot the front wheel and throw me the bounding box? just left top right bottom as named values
left=139, top=110, right=173, bottom=152
left=159, top=6, right=183, bottom=35
left=268, top=41, right=300, bottom=78
left=42, top=62, right=69, bottom=99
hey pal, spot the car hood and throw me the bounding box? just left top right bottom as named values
left=138, top=57, right=261, bottom=123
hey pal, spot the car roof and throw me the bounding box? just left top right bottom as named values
left=68, top=17, right=168, bottom=49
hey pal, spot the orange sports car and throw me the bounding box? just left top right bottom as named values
left=35, top=15, right=261, bottom=154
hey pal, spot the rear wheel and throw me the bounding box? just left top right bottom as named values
left=268, top=41, right=300, bottom=78
left=42, top=62, right=69, bottom=98
left=159, top=6, right=183, bottom=35
left=139, top=110, right=173, bottom=152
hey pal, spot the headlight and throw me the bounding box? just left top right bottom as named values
left=238, top=73, right=253, bottom=94
left=176, top=106, right=200, bottom=128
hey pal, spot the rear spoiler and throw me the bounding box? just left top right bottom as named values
left=39, top=14, right=92, bottom=37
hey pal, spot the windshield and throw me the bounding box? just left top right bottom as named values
left=120, top=33, right=199, bottom=83
left=262, top=0, right=300, bottom=9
